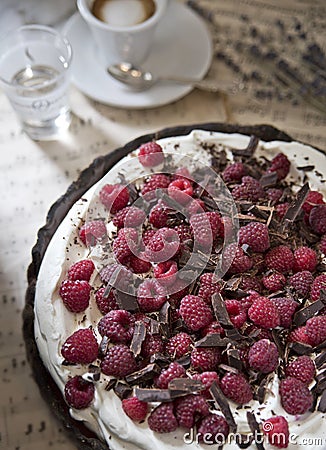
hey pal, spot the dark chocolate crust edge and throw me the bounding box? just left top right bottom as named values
left=23, top=122, right=294, bottom=450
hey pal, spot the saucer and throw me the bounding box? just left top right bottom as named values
left=63, top=1, right=213, bottom=109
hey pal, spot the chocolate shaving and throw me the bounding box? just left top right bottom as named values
left=135, top=387, right=172, bottom=402
left=150, top=319, right=160, bottom=335
left=225, top=328, right=246, bottom=341
left=235, top=434, right=254, bottom=449
left=257, top=374, right=273, bottom=404
left=195, top=334, right=231, bottom=347
left=130, top=321, right=146, bottom=356
left=149, top=353, right=170, bottom=367
left=105, top=379, right=117, bottom=391
left=246, top=411, right=265, bottom=450
left=296, top=165, right=315, bottom=171
left=227, top=348, right=243, bottom=371
left=281, top=183, right=309, bottom=229
left=159, top=301, right=170, bottom=323
left=209, top=381, right=237, bottom=433
left=288, top=342, right=313, bottom=355
left=115, top=291, right=139, bottom=312
left=125, top=363, right=160, bottom=385
left=260, top=171, right=278, bottom=188
left=212, top=293, right=234, bottom=329
left=232, top=135, right=259, bottom=157
left=113, top=382, right=132, bottom=400
left=317, top=390, right=326, bottom=413
left=293, top=298, right=326, bottom=326
left=175, top=354, right=191, bottom=368
left=314, top=350, right=326, bottom=369
left=99, top=336, right=110, bottom=356
left=168, top=378, right=204, bottom=393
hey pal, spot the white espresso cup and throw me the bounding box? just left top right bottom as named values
left=77, top=0, right=169, bottom=66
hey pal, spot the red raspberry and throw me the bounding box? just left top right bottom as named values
left=267, top=153, right=291, bottom=180
left=265, top=245, right=294, bottom=273
left=305, top=316, right=326, bottom=346
left=179, top=295, right=213, bottom=331
left=232, top=176, right=265, bottom=201
left=100, top=264, right=133, bottom=293
left=122, top=396, right=148, bottom=422
left=248, top=339, right=279, bottom=373
left=100, top=344, right=137, bottom=377
left=165, top=332, right=193, bottom=359
left=225, top=299, right=247, bottom=328
left=279, top=377, right=313, bottom=415
left=266, top=188, right=283, bottom=205
left=137, top=279, right=167, bottom=312
left=68, top=259, right=95, bottom=281
left=320, top=234, right=326, bottom=254
left=141, top=174, right=170, bottom=200
left=270, top=297, right=298, bottom=328
left=197, top=414, right=229, bottom=444
left=155, top=362, right=186, bottom=389
left=149, top=200, right=170, bottom=228
left=174, top=224, right=193, bottom=244
left=262, top=272, right=286, bottom=292
left=191, top=347, right=221, bottom=371
left=192, top=372, right=220, bottom=398
left=275, top=202, right=290, bottom=218
left=302, top=191, right=325, bottom=214
left=141, top=334, right=164, bottom=358
left=225, top=244, right=253, bottom=274
left=142, top=229, right=156, bottom=246
left=145, top=227, right=179, bottom=263
left=187, top=198, right=206, bottom=216
left=288, top=271, right=314, bottom=298
left=190, top=211, right=223, bottom=248
left=95, top=287, right=118, bottom=315
left=175, top=394, right=209, bottom=428
left=148, top=402, right=178, bottom=433
left=262, top=416, right=289, bottom=449
left=220, top=372, right=253, bottom=404
left=173, top=167, right=192, bottom=181
left=201, top=321, right=225, bottom=336
left=98, top=310, right=134, bottom=344
left=99, top=183, right=129, bottom=213
left=59, top=279, right=91, bottom=313
left=154, top=260, right=178, bottom=286
left=198, top=273, right=222, bottom=304
left=64, top=376, right=94, bottom=409
left=79, top=220, right=107, bottom=246
left=112, top=206, right=146, bottom=229
left=61, top=329, right=98, bottom=364
left=288, top=326, right=311, bottom=345
left=222, top=162, right=246, bottom=183
left=129, top=255, right=152, bottom=274
left=112, top=228, right=138, bottom=264
left=309, top=204, right=326, bottom=234
left=310, top=273, right=326, bottom=302
left=240, top=276, right=262, bottom=293
left=168, top=178, right=193, bottom=205
left=248, top=296, right=280, bottom=329
left=138, top=141, right=164, bottom=167
left=293, top=246, right=318, bottom=272
left=239, top=222, right=270, bottom=252
left=285, top=356, right=315, bottom=385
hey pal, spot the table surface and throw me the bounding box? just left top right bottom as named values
left=0, top=1, right=325, bottom=450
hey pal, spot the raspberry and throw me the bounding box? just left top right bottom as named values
left=129, top=255, right=152, bottom=274
left=179, top=295, right=213, bottom=331
left=309, top=205, right=326, bottom=234
left=262, top=272, right=286, bottom=292
left=142, top=229, right=156, bottom=246
left=187, top=199, right=206, bottom=216
left=173, top=167, right=192, bottom=181
left=262, top=416, right=289, bottom=449
left=240, top=276, right=262, bottom=293
left=64, top=376, right=94, bottom=409
left=201, top=321, right=225, bottom=336
left=224, top=244, right=253, bottom=274
left=248, top=339, right=279, bottom=373
left=147, top=403, right=178, bottom=433
left=279, top=377, right=313, bottom=415
left=122, top=396, right=148, bottom=422
left=145, top=227, right=179, bottom=263
left=61, top=329, right=98, bottom=364
left=310, top=273, right=326, bottom=302
left=275, top=203, right=290, bottom=218
left=293, top=246, right=318, bottom=273
left=149, top=200, right=170, bottom=228
left=198, top=273, right=222, bottom=304
left=267, top=153, right=291, bottom=180
left=141, top=334, right=164, bottom=358
left=197, top=414, right=229, bottom=444
left=238, top=222, right=270, bottom=252
left=220, top=372, right=253, bottom=404
left=168, top=178, right=193, bottom=205
left=98, top=310, right=134, bottom=344
left=175, top=394, right=209, bottom=428
left=288, top=271, right=314, bottom=298
left=155, top=362, right=186, bottom=389
left=112, top=228, right=138, bottom=264
left=138, top=141, right=164, bottom=167
left=288, top=326, right=311, bottom=345
left=232, top=176, right=265, bottom=202
left=305, top=316, right=326, bottom=346
left=112, top=206, right=146, bottom=229
left=99, top=183, right=129, bottom=213
left=100, top=344, right=137, bottom=377
left=59, top=279, right=91, bottom=313
left=192, top=372, right=220, bottom=398
left=191, top=347, right=221, bottom=371
left=165, top=332, right=193, bottom=358
left=225, top=299, right=247, bottom=328
left=100, top=264, right=133, bottom=292
left=270, top=297, right=298, bottom=328
left=285, top=356, right=315, bottom=385
left=154, top=260, right=178, bottom=286
left=265, top=245, right=294, bottom=273
left=95, top=287, right=118, bottom=315
left=248, top=296, right=280, bottom=329
left=67, top=259, right=95, bottom=282
left=266, top=188, right=283, bottom=205
left=137, top=279, right=167, bottom=312
left=174, top=224, right=193, bottom=244
left=222, top=162, right=246, bottom=183
left=190, top=211, right=224, bottom=248
left=302, top=191, right=325, bottom=214
left=79, top=220, right=107, bottom=246
left=141, top=174, right=170, bottom=200
left=320, top=235, right=326, bottom=254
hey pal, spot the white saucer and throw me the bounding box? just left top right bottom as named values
left=63, top=2, right=213, bottom=109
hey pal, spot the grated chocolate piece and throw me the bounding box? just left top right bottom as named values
left=195, top=334, right=232, bottom=347
left=260, top=171, right=278, bottom=188
left=317, top=390, right=326, bottom=413
left=113, top=382, right=132, bottom=400
left=135, top=387, right=172, bottom=402
left=246, top=411, right=265, bottom=450
left=130, top=321, right=146, bottom=357
left=293, top=298, right=326, bottom=327
left=209, top=381, right=237, bottom=433
left=232, top=135, right=259, bottom=157
left=281, top=182, right=309, bottom=229
left=125, top=363, right=160, bottom=385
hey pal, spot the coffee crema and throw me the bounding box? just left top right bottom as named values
left=91, top=0, right=156, bottom=27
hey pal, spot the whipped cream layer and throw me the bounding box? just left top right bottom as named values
left=34, top=130, right=326, bottom=450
